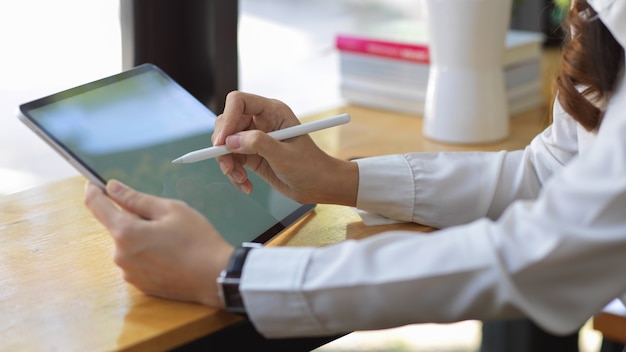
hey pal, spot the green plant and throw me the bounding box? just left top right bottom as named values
left=554, top=0, right=570, bottom=8
left=552, top=0, right=570, bottom=24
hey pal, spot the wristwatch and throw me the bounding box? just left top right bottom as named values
left=217, top=242, right=263, bottom=314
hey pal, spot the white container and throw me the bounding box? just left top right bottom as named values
left=423, top=0, right=513, bottom=144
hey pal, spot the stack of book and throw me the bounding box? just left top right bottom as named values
left=336, top=20, right=545, bottom=116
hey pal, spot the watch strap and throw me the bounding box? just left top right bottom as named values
left=224, top=242, right=260, bottom=277
left=217, top=242, right=262, bottom=313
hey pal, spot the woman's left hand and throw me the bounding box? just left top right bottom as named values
left=84, top=180, right=234, bottom=308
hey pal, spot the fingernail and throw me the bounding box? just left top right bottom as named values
left=226, top=134, right=242, bottom=150
left=240, top=183, right=252, bottom=194
left=231, top=169, right=244, bottom=183
left=218, top=160, right=227, bottom=175
left=106, top=180, right=127, bottom=196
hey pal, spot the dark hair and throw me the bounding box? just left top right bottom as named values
left=556, top=0, right=624, bottom=131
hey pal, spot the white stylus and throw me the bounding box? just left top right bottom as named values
left=171, top=113, right=351, bottom=164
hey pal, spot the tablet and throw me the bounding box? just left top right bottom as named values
left=18, top=63, right=315, bottom=246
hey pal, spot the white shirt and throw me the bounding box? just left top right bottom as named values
left=240, top=2, right=626, bottom=338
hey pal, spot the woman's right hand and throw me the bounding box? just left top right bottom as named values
left=213, top=91, right=358, bottom=206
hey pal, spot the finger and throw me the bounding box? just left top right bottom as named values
left=84, top=182, right=128, bottom=230
left=212, top=113, right=247, bottom=147
left=225, top=166, right=254, bottom=195
left=211, top=114, right=222, bottom=145
left=222, top=91, right=270, bottom=121
left=216, top=91, right=295, bottom=145
left=214, top=151, right=252, bottom=193
left=105, top=180, right=167, bottom=220
left=214, top=91, right=260, bottom=145
left=215, top=153, right=235, bottom=175
left=215, top=137, right=252, bottom=193
left=225, top=129, right=302, bottom=162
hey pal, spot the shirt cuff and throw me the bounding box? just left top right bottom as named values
left=355, top=155, right=415, bottom=222
left=240, top=246, right=328, bottom=337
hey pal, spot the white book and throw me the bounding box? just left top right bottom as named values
left=339, top=58, right=542, bottom=95
left=340, top=53, right=543, bottom=88
left=340, top=80, right=544, bottom=116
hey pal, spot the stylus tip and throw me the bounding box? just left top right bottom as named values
left=171, top=158, right=183, bottom=164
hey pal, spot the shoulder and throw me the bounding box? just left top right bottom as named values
left=535, top=97, right=581, bottom=155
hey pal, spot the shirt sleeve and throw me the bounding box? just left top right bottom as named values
left=240, top=92, right=626, bottom=337
left=356, top=98, right=579, bottom=228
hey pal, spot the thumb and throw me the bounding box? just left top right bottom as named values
left=106, top=180, right=164, bottom=220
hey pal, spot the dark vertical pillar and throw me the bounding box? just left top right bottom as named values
left=509, top=0, right=565, bottom=46
left=120, top=0, right=238, bottom=113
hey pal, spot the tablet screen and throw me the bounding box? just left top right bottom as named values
left=19, top=64, right=314, bottom=245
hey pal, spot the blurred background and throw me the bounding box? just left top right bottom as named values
left=0, top=0, right=425, bottom=196
left=1, top=0, right=604, bottom=351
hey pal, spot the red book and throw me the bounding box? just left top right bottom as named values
left=335, top=20, right=544, bottom=67
left=335, top=20, right=430, bottom=63
left=335, top=35, right=430, bottom=63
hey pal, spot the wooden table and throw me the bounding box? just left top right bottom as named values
left=0, top=105, right=552, bottom=351
left=594, top=312, right=626, bottom=344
